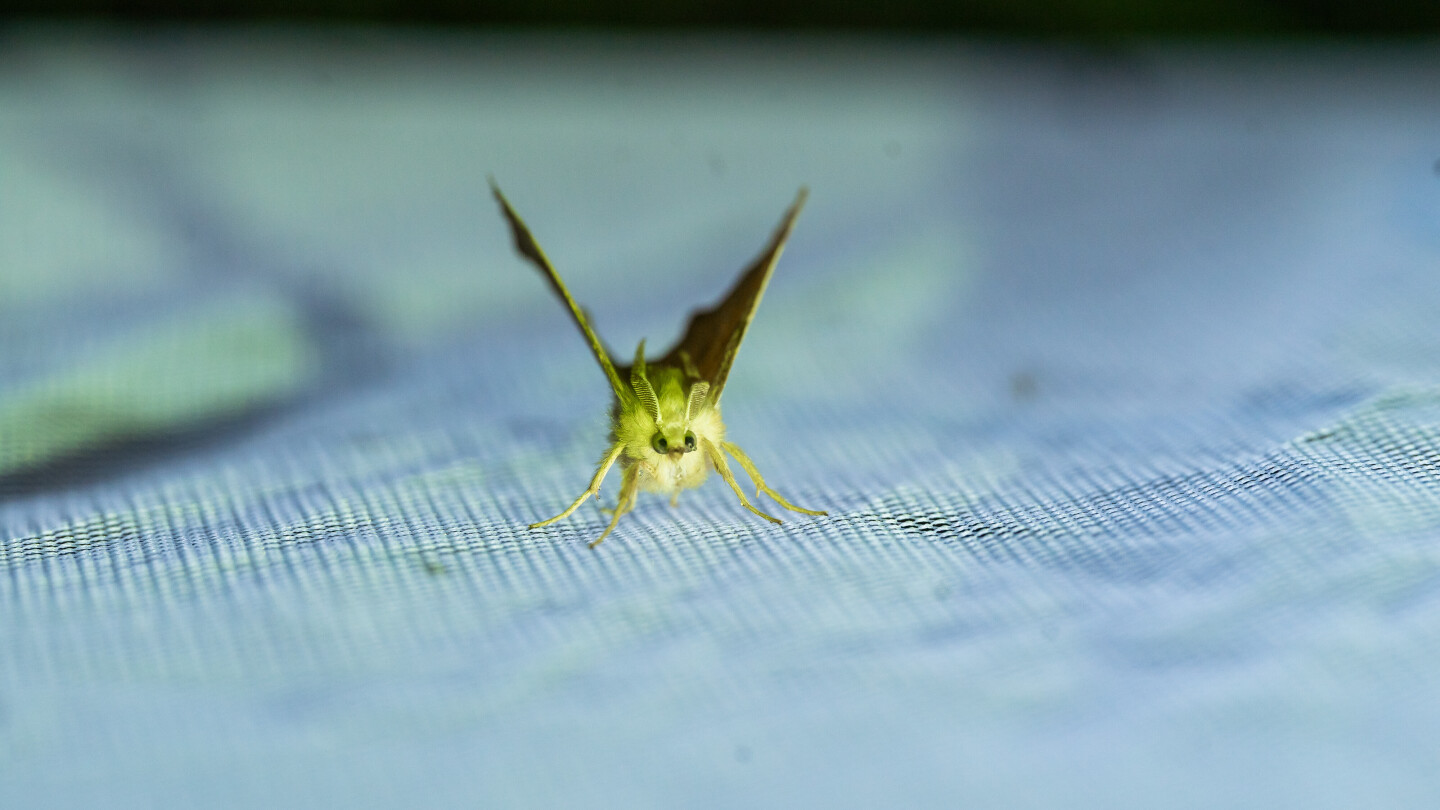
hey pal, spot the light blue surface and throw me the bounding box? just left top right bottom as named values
left=3, top=31, right=1440, bottom=808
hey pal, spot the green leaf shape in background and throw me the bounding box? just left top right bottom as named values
left=0, top=296, right=315, bottom=475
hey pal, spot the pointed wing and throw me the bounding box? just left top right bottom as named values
left=648, top=187, right=808, bottom=405
left=491, top=179, right=626, bottom=401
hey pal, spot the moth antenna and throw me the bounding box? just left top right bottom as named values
left=685, top=381, right=710, bottom=423
left=631, top=374, right=661, bottom=424
left=632, top=338, right=648, bottom=378
left=630, top=339, right=661, bottom=424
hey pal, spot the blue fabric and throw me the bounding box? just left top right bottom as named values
left=4, top=32, right=1440, bottom=807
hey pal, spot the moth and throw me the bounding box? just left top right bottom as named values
left=491, top=180, right=826, bottom=547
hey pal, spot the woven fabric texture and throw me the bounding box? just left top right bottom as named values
left=3, top=33, right=1439, bottom=808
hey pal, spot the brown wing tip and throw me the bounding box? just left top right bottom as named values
left=750, top=186, right=804, bottom=260
left=489, top=176, right=514, bottom=216
left=488, top=178, right=544, bottom=261
left=778, top=187, right=809, bottom=239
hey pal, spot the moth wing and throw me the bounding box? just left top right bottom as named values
left=491, top=180, right=627, bottom=400
left=650, top=187, right=808, bottom=404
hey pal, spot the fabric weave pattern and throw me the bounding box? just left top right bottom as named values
left=2, top=33, right=1439, bottom=808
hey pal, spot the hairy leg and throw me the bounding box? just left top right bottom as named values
left=703, top=439, right=781, bottom=524
left=591, top=463, right=640, bottom=548
left=722, top=441, right=827, bottom=516
left=530, top=441, right=626, bottom=529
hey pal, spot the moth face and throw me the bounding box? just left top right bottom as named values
left=651, top=428, right=698, bottom=459
left=628, top=366, right=717, bottom=464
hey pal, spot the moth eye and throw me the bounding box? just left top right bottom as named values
left=684, top=431, right=697, bottom=452
left=651, top=434, right=668, bottom=454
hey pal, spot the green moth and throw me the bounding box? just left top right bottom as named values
left=491, top=180, right=827, bottom=548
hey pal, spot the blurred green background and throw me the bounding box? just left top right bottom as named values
left=2, top=0, right=1439, bottom=34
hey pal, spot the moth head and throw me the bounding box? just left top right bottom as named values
left=642, top=380, right=710, bottom=460
left=630, top=337, right=713, bottom=460
left=650, top=429, right=697, bottom=458
left=664, top=382, right=712, bottom=455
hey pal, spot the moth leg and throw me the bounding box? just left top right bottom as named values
left=669, top=491, right=681, bottom=508
left=600, top=459, right=659, bottom=516
left=530, top=441, right=626, bottom=529
left=722, top=441, right=827, bottom=516
left=703, top=439, right=781, bottom=524
left=591, top=463, right=640, bottom=549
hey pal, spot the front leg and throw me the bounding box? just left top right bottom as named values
left=722, top=441, right=827, bottom=516
left=590, top=462, right=640, bottom=548
left=703, top=438, right=781, bottom=524
left=530, top=441, right=626, bottom=529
